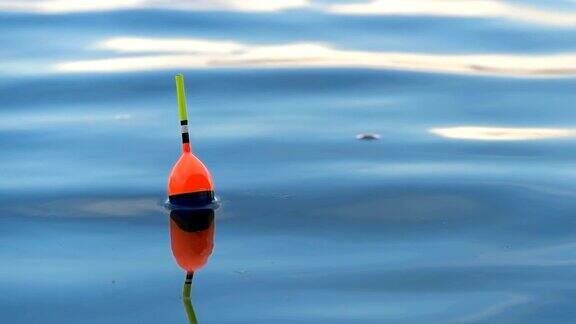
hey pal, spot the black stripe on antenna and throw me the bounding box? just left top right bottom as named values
left=182, top=133, right=190, bottom=144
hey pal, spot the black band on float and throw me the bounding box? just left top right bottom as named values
left=169, top=190, right=215, bottom=207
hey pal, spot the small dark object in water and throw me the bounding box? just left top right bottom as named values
left=356, top=133, right=381, bottom=140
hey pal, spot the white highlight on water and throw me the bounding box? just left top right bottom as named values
left=328, top=0, right=576, bottom=27
left=430, top=126, right=576, bottom=141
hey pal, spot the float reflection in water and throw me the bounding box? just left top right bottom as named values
left=169, top=208, right=216, bottom=324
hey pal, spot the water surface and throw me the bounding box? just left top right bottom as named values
left=2, top=1, right=576, bottom=323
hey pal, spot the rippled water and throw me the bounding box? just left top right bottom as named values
left=2, top=1, right=576, bottom=323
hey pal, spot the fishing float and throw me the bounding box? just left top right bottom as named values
left=167, top=73, right=218, bottom=323
left=168, top=74, right=216, bottom=208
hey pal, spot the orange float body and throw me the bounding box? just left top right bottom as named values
left=168, top=148, right=215, bottom=206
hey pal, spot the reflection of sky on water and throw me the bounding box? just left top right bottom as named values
left=3, top=0, right=576, bottom=28
left=54, top=37, right=576, bottom=77
left=0, top=0, right=309, bottom=13
left=1, top=1, right=576, bottom=76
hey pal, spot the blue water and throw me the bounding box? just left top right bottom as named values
left=2, top=1, right=576, bottom=323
